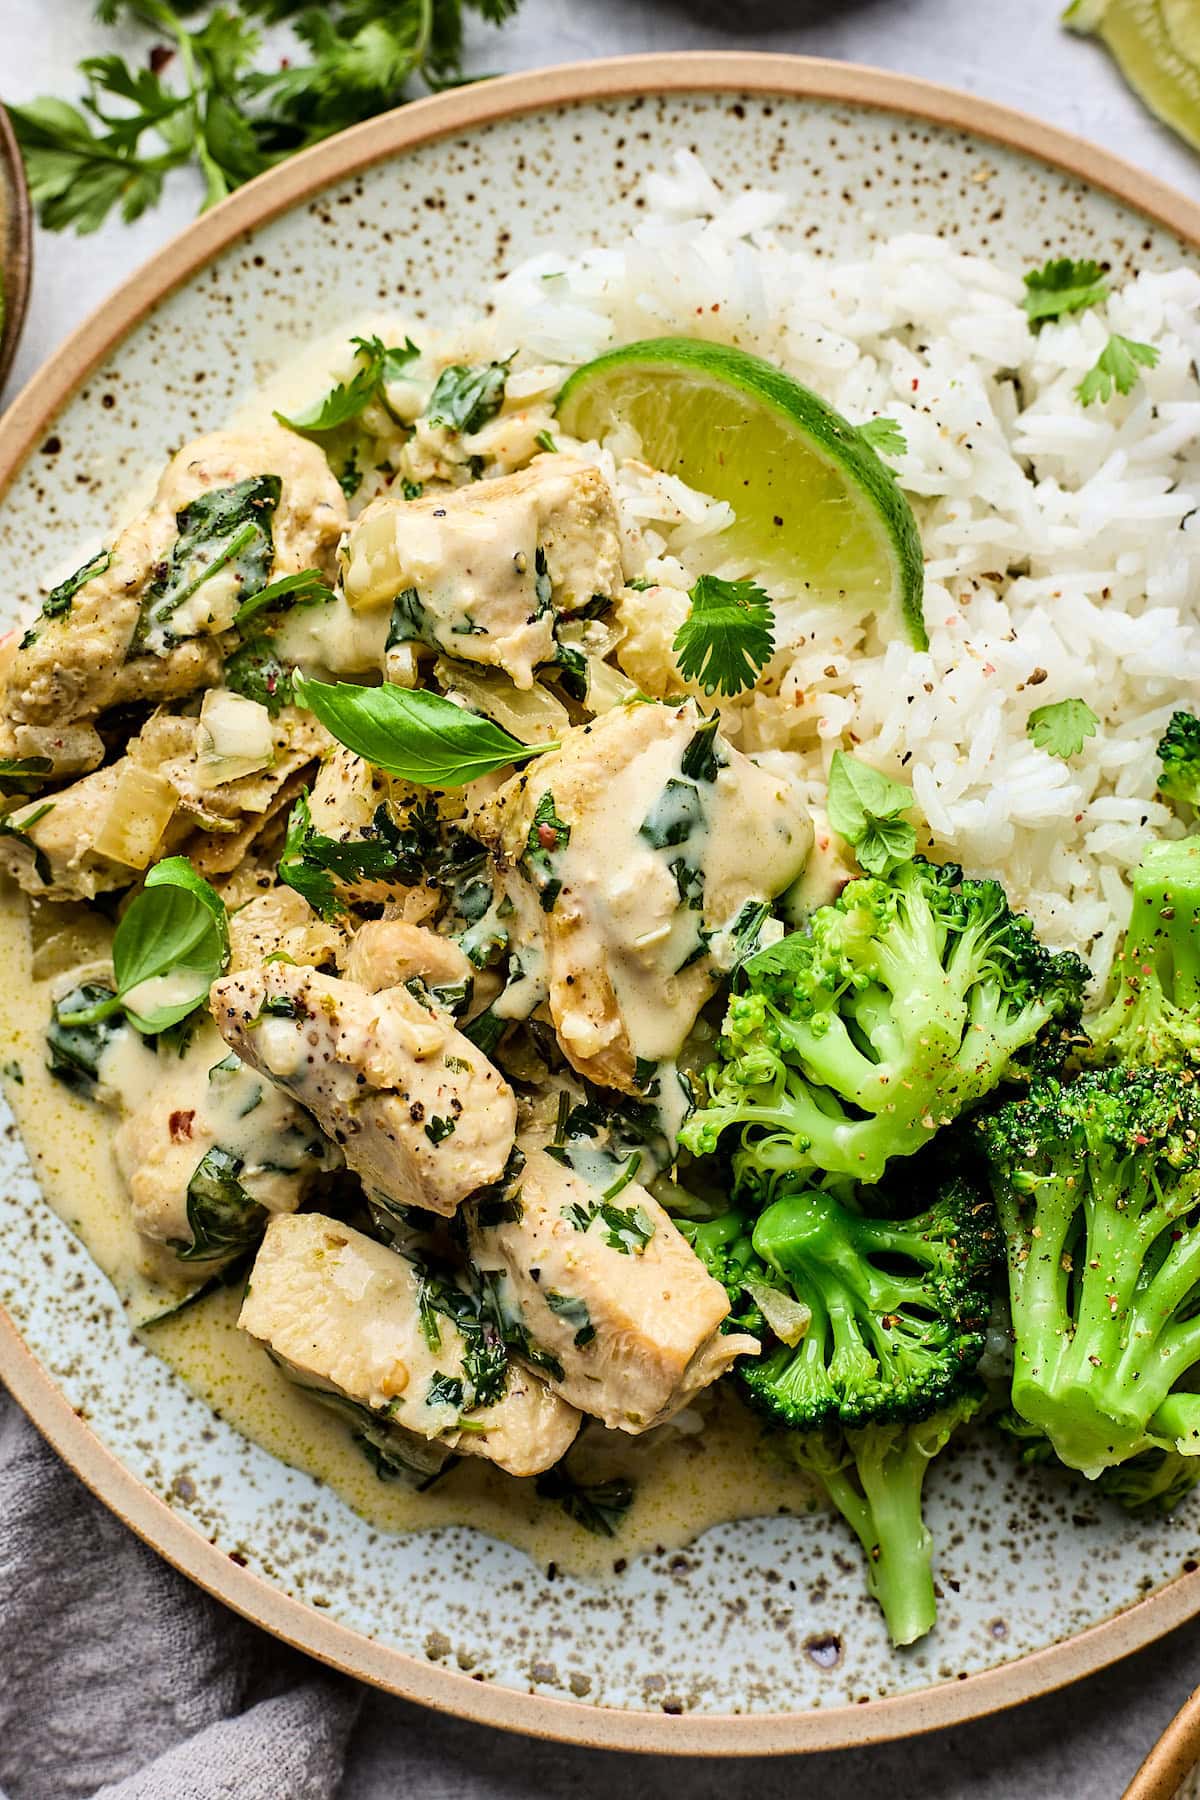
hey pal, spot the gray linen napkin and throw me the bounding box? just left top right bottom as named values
left=0, top=1387, right=361, bottom=1800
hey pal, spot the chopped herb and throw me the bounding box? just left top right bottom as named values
left=553, top=639, right=588, bottom=701
left=463, top=1006, right=506, bottom=1056
left=533, top=546, right=553, bottom=616
left=1027, top=697, right=1099, bottom=759
left=669, top=857, right=705, bottom=910
left=627, top=576, right=654, bottom=592
left=544, top=1290, right=595, bottom=1348
left=520, top=790, right=571, bottom=912
left=338, top=449, right=362, bottom=499
left=425, top=355, right=513, bottom=435
left=46, top=983, right=125, bottom=1092
left=223, top=635, right=293, bottom=716
left=535, top=1467, right=634, bottom=1537
left=1076, top=334, right=1159, bottom=406
left=639, top=777, right=704, bottom=850
left=386, top=586, right=432, bottom=648
left=857, top=416, right=907, bottom=456
left=679, top=713, right=725, bottom=783
left=673, top=574, right=775, bottom=698
left=479, top=1267, right=565, bottom=1383
left=276, top=335, right=420, bottom=434
left=825, top=749, right=916, bottom=878
left=0, top=801, right=54, bottom=884
left=260, top=993, right=302, bottom=1020
left=402, top=479, right=424, bottom=501
left=534, top=428, right=558, bottom=453
left=599, top=1198, right=655, bottom=1255
left=426, top=1371, right=465, bottom=1410
left=278, top=790, right=430, bottom=918
left=1023, top=256, right=1110, bottom=328
left=425, top=1113, right=457, bottom=1145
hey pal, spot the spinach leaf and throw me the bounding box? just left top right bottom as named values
left=386, top=586, right=433, bottom=649
left=139, top=477, right=280, bottom=647
left=424, top=356, right=513, bottom=435
left=680, top=713, right=725, bottom=783
left=534, top=1467, right=634, bottom=1537
left=0, top=801, right=54, bottom=884
left=426, top=1371, right=465, bottom=1410
left=232, top=566, right=334, bottom=629
left=0, top=757, right=53, bottom=797
left=20, top=547, right=112, bottom=647
left=46, top=982, right=126, bottom=1092
left=639, top=778, right=703, bottom=849
left=224, top=635, right=294, bottom=715
left=544, top=1290, right=595, bottom=1348
left=174, top=1144, right=267, bottom=1262
left=278, top=789, right=431, bottom=919
left=293, top=673, right=557, bottom=787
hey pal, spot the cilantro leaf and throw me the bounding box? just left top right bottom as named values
left=1022, top=257, right=1110, bottom=329
left=424, top=356, right=513, bottom=435
left=857, top=416, right=907, bottom=456
left=1075, top=334, right=1160, bottom=407
left=826, top=749, right=916, bottom=878
left=672, top=574, right=776, bottom=698
left=275, top=334, right=420, bottom=433
left=1026, top=697, right=1099, bottom=759
left=12, top=2, right=524, bottom=237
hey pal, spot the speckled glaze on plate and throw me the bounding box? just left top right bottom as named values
left=4, top=55, right=1200, bottom=1756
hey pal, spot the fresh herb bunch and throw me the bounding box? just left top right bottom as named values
left=8, top=0, right=522, bottom=235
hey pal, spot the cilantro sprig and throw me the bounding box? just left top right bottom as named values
left=275, top=335, right=420, bottom=435
left=826, top=750, right=916, bottom=878
left=673, top=574, right=776, bottom=698
left=1026, top=697, right=1099, bottom=760
left=1075, top=334, right=1160, bottom=407
left=1022, top=257, right=1110, bottom=329
left=10, top=0, right=523, bottom=236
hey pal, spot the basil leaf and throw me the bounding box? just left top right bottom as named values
left=826, top=749, right=916, bottom=877
left=292, top=673, right=557, bottom=788
left=173, top=1145, right=267, bottom=1263
left=113, top=857, right=230, bottom=1034
left=139, top=477, right=280, bottom=646
left=21, top=547, right=112, bottom=646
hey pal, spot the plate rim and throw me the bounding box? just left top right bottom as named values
left=5, top=49, right=1200, bottom=1756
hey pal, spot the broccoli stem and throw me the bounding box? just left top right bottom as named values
left=819, top=1433, right=937, bottom=1648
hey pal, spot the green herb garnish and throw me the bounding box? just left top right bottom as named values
left=673, top=574, right=775, bottom=698
left=1075, top=334, right=1160, bottom=406
left=1026, top=697, right=1099, bottom=759
left=825, top=749, right=916, bottom=878
left=1022, top=256, right=1109, bottom=328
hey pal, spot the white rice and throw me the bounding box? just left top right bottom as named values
left=484, top=148, right=1200, bottom=993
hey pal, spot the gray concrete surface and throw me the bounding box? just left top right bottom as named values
left=2, top=1, right=1199, bottom=1792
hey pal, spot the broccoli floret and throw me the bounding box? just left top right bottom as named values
left=1156, top=711, right=1200, bottom=808
left=680, top=859, right=1087, bottom=1184
left=978, top=1066, right=1200, bottom=1476
left=1086, top=838, right=1200, bottom=1068
left=739, top=1172, right=997, bottom=1429
left=994, top=1409, right=1200, bottom=1516
left=680, top=1209, right=765, bottom=1332
left=782, top=1389, right=984, bottom=1647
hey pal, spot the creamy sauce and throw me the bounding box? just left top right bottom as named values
left=0, top=886, right=815, bottom=1577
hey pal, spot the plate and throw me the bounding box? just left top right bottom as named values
left=4, top=53, right=1200, bottom=1755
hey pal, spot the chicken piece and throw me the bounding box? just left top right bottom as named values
left=112, top=1022, right=336, bottom=1257
left=3, top=427, right=346, bottom=775
left=342, top=459, right=623, bottom=689
left=475, top=699, right=813, bottom=1094
left=227, top=886, right=344, bottom=972
left=240, top=1212, right=580, bottom=1478
left=341, top=918, right=473, bottom=997
left=0, top=762, right=195, bottom=899
left=468, top=1143, right=758, bottom=1433
left=210, top=961, right=516, bottom=1216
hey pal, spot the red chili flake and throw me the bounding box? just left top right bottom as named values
left=911, top=378, right=920, bottom=391
left=169, top=1109, right=196, bottom=1142
left=537, top=823, right=558, bottom=849
left=148, top=44, right=174, bottom=73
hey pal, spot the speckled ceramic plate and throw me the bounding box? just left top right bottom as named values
left=4, top=54, right=1200, bottom=1755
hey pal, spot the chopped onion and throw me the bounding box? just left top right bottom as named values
left=435, top=657, right=569, bottom=745
left=744, top=1277, right=811, bottom=1347
left=91, top=765, right=177, bottom=869
left=584, top=656, right=640, bottom=715
left=194, top=689, right=275, bottom=789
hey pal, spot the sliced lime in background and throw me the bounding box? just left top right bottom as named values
left=1065, top=0, right=1200, bottom=152
left=556, top=336, right=927, bottom=650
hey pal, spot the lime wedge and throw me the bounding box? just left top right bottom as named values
left=1065, top=0, right=1200, bottom=152
left=556, top=336, right=927, bottom=649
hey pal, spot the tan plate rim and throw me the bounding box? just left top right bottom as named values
left=5, top=51, right=1200, bottom=1756
left=0, top=101, right=32, bottom=397
left=1126, top=1685, right=1200, bottom=1800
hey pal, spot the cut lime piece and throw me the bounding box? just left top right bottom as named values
left=556, top=336, right=927, bottom=650
left=1065, top=0, right=1200, bottom=152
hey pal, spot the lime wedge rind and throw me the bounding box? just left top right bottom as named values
left=1065, top=0, right=1200, bottom=154
left=556, top=336, right=927, bottom=652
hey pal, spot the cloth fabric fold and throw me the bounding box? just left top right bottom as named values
left=0, top=1388, right=360, bottom=1800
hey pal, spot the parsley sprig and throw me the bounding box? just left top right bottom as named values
left=673, top=574, right=776, bottom=698
left=9, top=0, right=522, bottom=236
